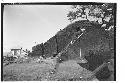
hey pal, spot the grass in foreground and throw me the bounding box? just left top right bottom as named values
left=3, top=60, right=98, bottom=81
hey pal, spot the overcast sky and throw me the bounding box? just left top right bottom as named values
left=3, top=5, right=71, bottom=52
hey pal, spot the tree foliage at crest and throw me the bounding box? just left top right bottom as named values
left=67, top=3, right=116, bottom=30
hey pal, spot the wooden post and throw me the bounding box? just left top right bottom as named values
left=80, top=48, right=81, bottom=58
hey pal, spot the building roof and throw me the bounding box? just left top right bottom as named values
left=11, top=46, right=22, bottom=50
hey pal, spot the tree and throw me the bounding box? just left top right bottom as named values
left=67, top=3, right=116, bottom=30
left=31, top=43, right=45, bottom=57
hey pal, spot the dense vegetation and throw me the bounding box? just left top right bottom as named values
left=30, top=3, right=115, bottom=59
left=31, top=20, right=114, bottom=59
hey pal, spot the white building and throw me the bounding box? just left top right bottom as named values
left=11, top=46, right=22, bottom=55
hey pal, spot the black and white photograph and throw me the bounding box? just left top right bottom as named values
left=1, top=2, right=116, bottom=81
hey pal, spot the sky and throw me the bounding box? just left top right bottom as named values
left=3, top=5, right=71, bottom=52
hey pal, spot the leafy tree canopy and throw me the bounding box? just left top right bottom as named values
left=67, top=3, right=115, bottom=30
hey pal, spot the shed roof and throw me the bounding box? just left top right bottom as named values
left=11, top=46, right=22, bottom=50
